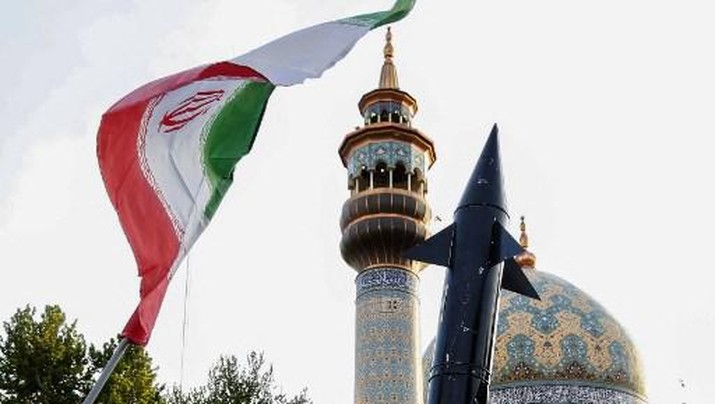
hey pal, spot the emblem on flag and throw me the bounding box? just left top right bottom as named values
left=160, top=90, right=226, bottom=133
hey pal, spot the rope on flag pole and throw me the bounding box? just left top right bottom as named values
left=180, top=254, right=191, bottom=390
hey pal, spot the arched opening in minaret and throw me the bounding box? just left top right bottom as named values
left=374, top=162, right=389, bottom=188
left=355, top=166, right=370, bottom=192
left=393, top=163, right=408, bottom=190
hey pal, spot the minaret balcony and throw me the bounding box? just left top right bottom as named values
left=339, top=188, right=431, bottom=273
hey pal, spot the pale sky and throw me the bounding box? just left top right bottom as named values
left=1, top=1, right=713, bottom=403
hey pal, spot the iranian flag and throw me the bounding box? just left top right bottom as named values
left=98, top=0, right=414, bottom=345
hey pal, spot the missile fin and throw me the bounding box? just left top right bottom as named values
left=490, top=220, right=525, bottom=264
left=502, top=258, right=541, bottom=300
left=402, top=223, right=454, bottom=267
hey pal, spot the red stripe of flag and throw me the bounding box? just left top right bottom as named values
left=98, top=62, right=266, bottom=345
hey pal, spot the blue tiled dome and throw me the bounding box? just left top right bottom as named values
left=491, top=270, right=646, bottom=401
left=423, top=269, right=647, bottom=403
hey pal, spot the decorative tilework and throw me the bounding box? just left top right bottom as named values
left=490, top=384, right=647, bottom=404
left=493, top=271, right=646, bottom=398
left=355, top=267, right=424, bottom=404
left=356, top=267, right=419, bottom=298
left=422, top=270, right=648, bottom=403
left=347, top=140, right=427, bottom=178
left=420, top=339, right=435, bottom=401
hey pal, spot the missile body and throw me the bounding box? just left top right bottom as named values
left=404, top=125, right=539, bottom=404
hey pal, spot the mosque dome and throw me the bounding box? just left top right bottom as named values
left=423, top=219, right=647, bottom=404
left=488, top=269, right=647, bottom=403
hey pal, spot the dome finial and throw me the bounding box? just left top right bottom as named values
left=515, top=215, right=536, bottom=269
left=519, top=215, right=529, bottom=249
left=379, top=27, right=399, bottom=89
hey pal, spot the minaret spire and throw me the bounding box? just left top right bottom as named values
left=379, top=27, right=399, bottom=89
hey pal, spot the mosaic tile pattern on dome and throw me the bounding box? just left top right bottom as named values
left=490, top=384, right=647, bottom=404
left=493, top=271, right=646, bottom=398
left=355, top=268, right=424, bottom=404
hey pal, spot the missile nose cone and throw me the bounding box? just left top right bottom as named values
left=457, top=124, right=507, bottom=213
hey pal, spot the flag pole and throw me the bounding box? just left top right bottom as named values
left=82, top=337, right=131, bottom=404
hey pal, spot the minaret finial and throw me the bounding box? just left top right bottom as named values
left=516, top=215, right=537, bottom=269
left=379, top=27, right=399, bottom=89
left=384, top=27, right=394, bottom=60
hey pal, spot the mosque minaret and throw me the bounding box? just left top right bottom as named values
left=338, top=28, right=435, bottom=404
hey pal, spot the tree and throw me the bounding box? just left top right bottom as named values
left=89, top=337, right=165, bottom=404
left=0, top=305, right=164, bottom=404
left=0, top=305, right=92, bottom=404
left=166, top=351, right=312, bottom=404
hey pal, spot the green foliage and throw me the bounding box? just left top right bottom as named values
left=166, top=351, right=312, bottom=404
left=89, top=338, right=165, bottom=404
left=0, top=306, right=308, bottom=404
left=0, top=305, right=92, bottom=404
left=0, top=305, right=163, bottom=404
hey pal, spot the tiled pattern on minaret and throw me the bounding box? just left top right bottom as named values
left=346, top=141, right=426, bottom=179
left=355, top=268, right=424, bottom=404
left=340, top=28, right=435, bottom=404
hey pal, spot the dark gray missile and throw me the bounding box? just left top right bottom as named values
left=404, top=124, right=539, bottom=404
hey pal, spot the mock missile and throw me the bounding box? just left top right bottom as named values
left=404, top=124, right=540, bottom=404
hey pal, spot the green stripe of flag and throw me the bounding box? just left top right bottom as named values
left=203, top=81, right=275, bottom=220
left=340, top=0, right=415, bottom=28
